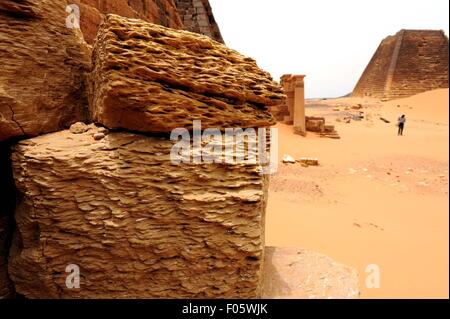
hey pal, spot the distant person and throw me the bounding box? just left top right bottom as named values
left=397, top=115, right=406, bottom=136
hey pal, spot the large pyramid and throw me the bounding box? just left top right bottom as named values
left=353, top=29, right=449, bottom=100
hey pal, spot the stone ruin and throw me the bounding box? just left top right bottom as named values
left=272, top=75, right=339, bottom=139
left=305, top=117, right=340, bottom=139
left=271, top=75, right=306, bottom=135
left=353, top=29, right=449, bottom=100
left=175, top=0, right=224, bottom=44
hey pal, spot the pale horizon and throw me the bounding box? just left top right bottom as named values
left=209, top=0, right=450, bottom=98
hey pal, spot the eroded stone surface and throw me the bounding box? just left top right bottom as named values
left=9, top=128, right=268, bottom=298
left=88, top=14, right=284, bottom=133
left=262, top=247, right=360, bottom=299
left=0, top=0, right=91, bottom=142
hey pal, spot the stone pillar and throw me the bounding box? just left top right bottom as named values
left=280, top=74, right=294, bottom=124
left=285, top=91, right=295, bottom=124
left=293, top=75, right=306, bottom=136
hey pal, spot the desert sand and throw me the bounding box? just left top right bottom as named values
left=266, top=89, right=449, bottom=298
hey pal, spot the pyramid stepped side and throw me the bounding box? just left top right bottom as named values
left=352, top=35, right=397, bottom=99
left=353, top=30, right=449, bottom=100
left=72, top=0, right=224, bottom=44
left=175, top=0, right=224, bottom=43
left=386, top=30, right=449, bottom=100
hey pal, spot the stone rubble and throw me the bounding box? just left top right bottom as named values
left=353, top=29, right=449, bottom=100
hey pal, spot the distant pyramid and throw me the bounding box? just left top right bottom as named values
left=353, top=29, right=449, bottom=100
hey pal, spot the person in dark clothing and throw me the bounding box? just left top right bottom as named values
left=398, top=115, right=406, bottom=136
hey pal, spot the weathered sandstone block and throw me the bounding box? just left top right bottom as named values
left=88, top=14, right=284, bottom=133
left=305, top=117, right=325, bottom=133
left=9, top=127, right=268, bottom=298
left=0, top=0, right=91, bottom=142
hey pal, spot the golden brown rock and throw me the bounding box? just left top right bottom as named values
left=88, top=14, right=284, bottom=133
left=9, top=127, right=268, bottom=298
left=174, top=0, right=224, bottom=43
left=0, top=0, right=90, bottom=142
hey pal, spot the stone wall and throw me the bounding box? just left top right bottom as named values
left=271, top=75, right=295, bottom=123
left=272, top=74, right=305, bottom=131
left=175, top=0, right=224, bottom=43
left=353, top=29, right=449, bottom=100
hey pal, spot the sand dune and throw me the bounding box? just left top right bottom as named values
left=384, top=88, right=449, bottom=124
left=267, top=89, right=449, bottom=298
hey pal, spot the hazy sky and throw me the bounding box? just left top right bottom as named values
left=209, top=0, right=449, bottom=98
